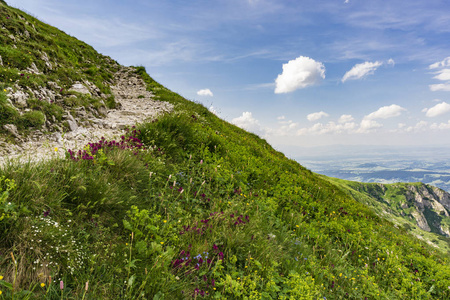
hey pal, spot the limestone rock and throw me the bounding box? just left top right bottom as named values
left=65, top=113, right=78, bottom=132
left=69, top=83, right=91, bottom=95
left=10, top=90, right=28, bottom=107
left=3, top=124, right=20, bottom=138
left=40, top=52, right=52, bottom=69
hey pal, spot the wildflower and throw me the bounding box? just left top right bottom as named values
left=60, top=280, right=64, bottom=290
left=54, top=147, right=58, bottom=152
left=160, top=242, right=164, bottom=245
left=0, top=276, right=3, bottom=280
left=41, top=283, right=45, bottom=287
left=163, top=220, right=167, bottom=223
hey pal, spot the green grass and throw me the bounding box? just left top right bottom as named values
left=1, top=81, right=450, bottom=298
left=0, top=1, right=119, bottom=138
left=1, top=1, right=450, bottom=299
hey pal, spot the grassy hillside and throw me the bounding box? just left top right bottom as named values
left=1, top=2, right=450, bottom=300
left=0, top=1, right=119, bottom=141
left=325, top=177, right=450, bottom=254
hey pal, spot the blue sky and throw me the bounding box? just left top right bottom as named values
left=8, top=0, right=450, bottom=153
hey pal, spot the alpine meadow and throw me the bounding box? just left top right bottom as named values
left=1, top=1, right=450, bottom=299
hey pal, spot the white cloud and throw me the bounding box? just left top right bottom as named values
left=231, top=112, right=265, bottom=135
left=405, top=121, right=428, bottom=132
left=429, top=83, right=450, bottom=91
left=209, top=106, right=218, bottom=115
left=357, top=119, right=383, bottom=133
left=277, top=115, right=286, bottom=120
left=425, top=101, right=450, bottom=117
left=307, top=111, right=329, bottom=121
left=430, top=121, right=450, bottom=130
left=433, top=69, right=450, bottom=81
left=274, top=56, right=325, bottom=93
left=429, top=57, right=450, bottom=69
left=338, top=114, right=354, bottom=123
left=364, top=104, right=406, bottom=120
left=297, top=121, right=357, bottom=135
left=341, top=61, right=383, bottom=82
left=387, top=58, right=395, bottom=66
left=197, top=89, right=214, bottom=96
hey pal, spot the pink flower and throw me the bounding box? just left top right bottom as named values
left=60, top=280, right=64, bottom=290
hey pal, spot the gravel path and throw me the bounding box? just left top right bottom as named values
left=0, top=67, right=173, bottom=165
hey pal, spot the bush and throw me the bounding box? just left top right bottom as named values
left=19, top=110, right=45, bottom=128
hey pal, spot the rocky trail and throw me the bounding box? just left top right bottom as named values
left=0, top=67, right=173, bottom=164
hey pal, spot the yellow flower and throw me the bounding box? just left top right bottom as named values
left=41, top=283, right=45, bottom=287
left=296, top=225, right=299, bottom=228
left=54, top=147, right=58, bottom=152
left=160, top=242, right=164, bottom=245
left=163, top=220, right=167, bottom=223
left=0, top=290, right=2, bottom=295
left=0, top=275, right=3, bottom=280
left=3, top=89, right=6, bottom=92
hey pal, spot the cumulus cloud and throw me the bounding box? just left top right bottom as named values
left=197, top=89, right=213, bottom=96
left=338, top=114, right=354, bottom=123
left=387, top=58, right=395, bottom=66
left=429, top=83, right=450, bottom=91
left=307, top=111, right=329, bottom=121
left=231, top=112, right=265, bottom=135
left=364, top=104, right=406, bottom=120
left=341, top=61, right=383, bottom=82
left=297, top=121, right=357, bottom=135
left=405, top=121, right=428, bottom=133
left=424, top=101, right=450, bottom=117
left=274, top=56, right=325, bottom=93
left=357, top=119, right=383, bottom=133
left=430, top=121, right=450, bottom=130
left=429, top=57, right=450, bottom=69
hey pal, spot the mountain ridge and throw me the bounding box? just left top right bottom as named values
left=1, top=1, right=450, bottom=299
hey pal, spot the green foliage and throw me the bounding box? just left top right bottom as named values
left=19, top=110, right=45, bottom=128
left=1, top=10, right=450, bottom=298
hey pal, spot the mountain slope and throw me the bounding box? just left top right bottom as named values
left=325, top=177, right=450, bottom=253
left=1, top=2, right=450, bottom=299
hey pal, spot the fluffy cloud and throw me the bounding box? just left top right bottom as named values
left=197, top=89, right=213, bottom=96
left=357, top=119, right=382, bottom=133
left=307, top=111, right=329, bottom=121
left=231, top=112, right=265, bottom=135
left=364, top=104, right=406, bottom=120
left=429, top=83, right=450, bottom=91
left=387, top=58, right=395, bottom=66
left=274, top=56, right=325, bottom=93
left=433, top=69, right=450, bottom=81
left=430, top=121, right=450, bottom=130
left=297, top=121, right=357, bottom=135
left=209, top=106, right=218, bottom=115
left=338, top=114, right=354, bottom=123
left=424, top=101, right=450, bottom=117
left=405, top=121, right=428, bottom=132
left=341, top=61, right=382, bottom=82
left=429, top=57, right=450, bottom=69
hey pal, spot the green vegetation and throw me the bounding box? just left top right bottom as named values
left=1, top=1, right=450, bottom=299
left=0, top=1, right=119, bottom=138
left=326, top=177, right=450, bottom=254
left=1, top=69, right=450, bottom=298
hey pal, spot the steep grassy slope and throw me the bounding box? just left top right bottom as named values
left=1, top=2, right=450, bottom=300
left=325, top=177, right=450, bottom=253
left=0, top=1, right=120, bottom=141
